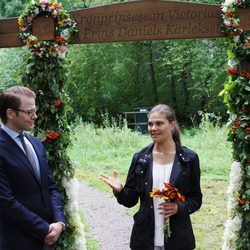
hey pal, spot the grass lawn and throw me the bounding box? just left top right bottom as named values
left=192, top=179, right=228, bottom=249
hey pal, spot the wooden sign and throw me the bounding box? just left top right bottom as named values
left=0, top=0, right=250, bottom=48
left=32, top=15, right=55, bottom=41
left=72, top=1, right=224, bottom=44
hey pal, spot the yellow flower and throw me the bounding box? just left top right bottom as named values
left=18, top=17, right=26, bottom=27
left=243, top=41, right=250, bottom=47
left=27, top=35, right=38, bottom=47
left=58, top=17, right=65, bottom=26
left=49, top=46, right=57, bottom=57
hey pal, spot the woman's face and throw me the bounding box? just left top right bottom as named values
left=148, top=111, right=174, bottom=144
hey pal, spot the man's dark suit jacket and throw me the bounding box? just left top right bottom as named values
left=0, top=128, right=66, bottom=250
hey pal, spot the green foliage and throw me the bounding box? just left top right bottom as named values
left=68, top=118, right=150, bottom=188
left=0, top=48, right=25, bottom=89
left=69, top=116, right=231, bottom=187
left=222, top=66, right=250, bottom=249
left=219, top=2, right=250, bottom=247
left=0, top=0, right=89, bottom=18
left=66, top=38, right=229, bottom=125
left=182, top=112, right=232, bottom=179
left=0, top=0, right=28, bottom=18
left=1, top=1, right=230, bottom=126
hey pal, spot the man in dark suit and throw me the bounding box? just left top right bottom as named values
left=0, top=86, right=66, bottom=250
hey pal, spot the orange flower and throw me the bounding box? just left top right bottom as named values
left=226, top=12, right=234, bottom=18
left=238, top=197, right=250, bottom=206
left=232, top=119, right=241, bottom=129
left=150, top=183, right=185, bottom=203
left=232, top=119, right=241, bottom=133
left=245, top=127, right=250, bottom=133
left=46, top=131, right=60, bottom=141
left=227, top=67, right=238, bottom=75
left=241, top=70, right=250, bottom=79
left=54, top=99, right=63, bottom=107
left=55, top=36, right=65, bottom=43
left=150, top=183, right=185, bottom=238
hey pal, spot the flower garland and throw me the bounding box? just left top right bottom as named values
left=18, top=0, right=78, bottom=59
left=18, top=1, right=85, bottom=249
left=62, top=177, right=87, bottom=250
left=221, top=0, right=244, bottom=34
left=222, top=162, right=243, bottom=250
left=221, top=0, right=250, bottom=249
left=221, top=0, right=250, bottom=59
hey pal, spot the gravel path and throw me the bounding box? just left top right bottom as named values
left=77, top=182, right=133, bottom=250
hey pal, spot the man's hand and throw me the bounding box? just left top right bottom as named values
left=44, top=222, right=63, bottom=246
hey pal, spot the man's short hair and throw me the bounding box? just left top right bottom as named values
left=0, top=86, right=36, bottom=124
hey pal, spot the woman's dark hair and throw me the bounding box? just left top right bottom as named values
left=148, top=104, right=181, bottom=145
left=0, top=86, right=36, bottom=124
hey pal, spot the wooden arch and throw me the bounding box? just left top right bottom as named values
left=1, top=0, right=250, bottom=48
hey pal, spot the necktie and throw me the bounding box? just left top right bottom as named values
left=19, top=133, right=41, bottom=181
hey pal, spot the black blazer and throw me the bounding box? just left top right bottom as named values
left=0, top=128, right=65, bottom=250
left=116, top=143, right=202, bottom=250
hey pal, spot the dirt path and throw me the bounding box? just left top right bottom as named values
left=77, top=182, right=133, bottom=250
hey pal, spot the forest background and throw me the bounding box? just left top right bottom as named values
left=0, top=0, right=229, bottom=126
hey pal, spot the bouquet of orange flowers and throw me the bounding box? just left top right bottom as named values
left=150, top=183, right=185, bottom=238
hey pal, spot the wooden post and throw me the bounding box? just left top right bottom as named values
left=32, top=15, right=55, bottom=41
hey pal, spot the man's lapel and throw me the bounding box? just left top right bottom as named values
left=0, top=129, right=41, bottom=184
left=25, top=133, right=45, bottom=185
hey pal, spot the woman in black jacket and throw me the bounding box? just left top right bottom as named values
left=100, top=104, right=202, bottom=250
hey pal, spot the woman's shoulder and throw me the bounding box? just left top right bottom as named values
left=136, top=143, right=154, bottom=156
left=131, top=143, right=153, bottom=161
left=178, top=144, right=199, bottom=161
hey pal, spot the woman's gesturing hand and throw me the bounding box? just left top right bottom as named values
left=100, top=170, right=123, bottom=193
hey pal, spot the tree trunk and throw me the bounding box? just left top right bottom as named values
left=201, top=73, right=212, bottom=112
left=170, top=67, right=178, bottom=112
left=148, top=42, right=158, bottom=103
left=182, top=64, right=190, bottom=113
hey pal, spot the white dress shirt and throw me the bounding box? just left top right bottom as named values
left=153, top=160, right=173, bottom=247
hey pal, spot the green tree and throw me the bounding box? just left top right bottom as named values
left=0, top=48, right=26, bottom=90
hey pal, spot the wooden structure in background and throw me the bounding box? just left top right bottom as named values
left=1, top=0, right=250, bottom=48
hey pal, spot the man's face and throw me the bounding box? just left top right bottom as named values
left=7, top=95, right=37, bottom=133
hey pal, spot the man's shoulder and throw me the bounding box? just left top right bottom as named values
left=0, top=127, right=9, bottom=142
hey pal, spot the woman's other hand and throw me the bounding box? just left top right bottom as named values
left=100, top=170, right=123, bottom=193
left=158, top=201, right=178, bottom=218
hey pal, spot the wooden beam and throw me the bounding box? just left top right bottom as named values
left=0, top=18, right=22, bottom=48
left=0, top=0, right=250, bottom=48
